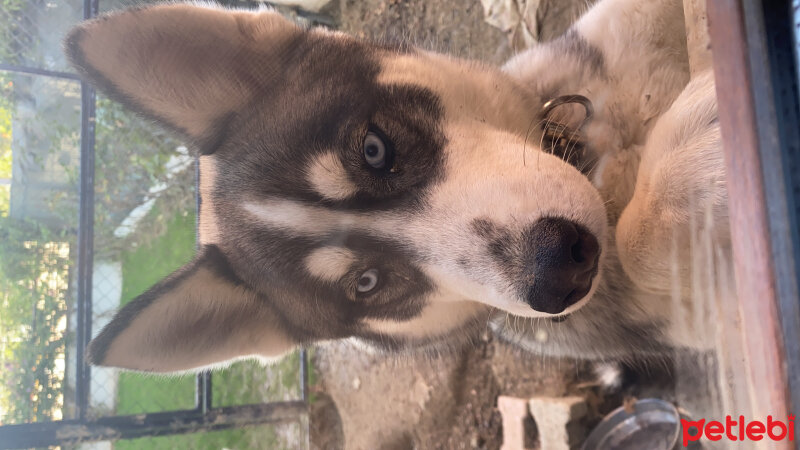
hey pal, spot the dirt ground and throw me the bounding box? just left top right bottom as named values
left=334, top=0, right=511, bottom=64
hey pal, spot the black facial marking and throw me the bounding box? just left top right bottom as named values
left=471, top=218, right=517, bottom=267
left=209, top=31, right=446, bottom=213
left=554, top=30, right=605, bottom=76
left=472, top=217, right=556, bottom=299
left=198, top=112, right=237, bottom=156
left=488, top=232, right=518, bottom=268
left=218, top=224, right=434, bottom=342
left=471, top=218, right=499, bottom=240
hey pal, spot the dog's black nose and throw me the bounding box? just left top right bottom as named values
left=523, top=217, right=600, bottom=314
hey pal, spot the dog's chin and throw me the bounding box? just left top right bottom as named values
left=495, top=275, right=602, bottom=319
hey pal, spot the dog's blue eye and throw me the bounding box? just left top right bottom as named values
left=357, top=269, right=379, bottom=293
left=363, top=132, right=387, bottom=169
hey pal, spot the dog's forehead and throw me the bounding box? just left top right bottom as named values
left=198, top=155, right=220, bottom=246
left=242, top=199, right=392, bottom=237
left=377, top=52, right=539, bottom=133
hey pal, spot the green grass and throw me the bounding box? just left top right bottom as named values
left=118, top=209, right=197, bottom=308
left=114, top=206, right=303, bottom=449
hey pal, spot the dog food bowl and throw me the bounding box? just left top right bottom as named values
left=582, top=398, right=681, bottom=450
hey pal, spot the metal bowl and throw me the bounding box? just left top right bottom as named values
left=582, top=398, right=681, bottom=450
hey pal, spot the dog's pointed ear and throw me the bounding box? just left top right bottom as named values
left=65, top=4, right=302, bottom=153
left=87, top=246, right=296, bottom=372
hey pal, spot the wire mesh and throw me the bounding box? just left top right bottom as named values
left=0, top=72, right=81, bottom=426
left=87, top=89, right=196, bottom=418
left=0, top=0, right=82, bottom=71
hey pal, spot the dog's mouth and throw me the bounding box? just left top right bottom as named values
left=540, top=95, right=596, bottom=174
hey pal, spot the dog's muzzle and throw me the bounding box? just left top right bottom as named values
left=522, top=217, right=600, bottom=314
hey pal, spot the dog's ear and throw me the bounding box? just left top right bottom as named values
left=87, top=246, right=296, bottom=372
left=65, top=4, right=302, bottom=153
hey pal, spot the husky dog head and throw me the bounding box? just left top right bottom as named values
left=67, top=3, right=607, bottom=372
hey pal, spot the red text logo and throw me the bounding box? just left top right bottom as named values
left=681, top=415, right=795, bottom=446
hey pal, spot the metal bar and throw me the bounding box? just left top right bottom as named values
left=73, top=80, right=96, bottom=422
left=204, top=372, right=213, bottom=411
left=0, top=402, right=307, bottom=449
left=300, top=348, right=309, bottom=402
left=794, top=0, right=800, bottom=90
left=74, top=0, right=99, bottom=423
left=0, top=63, right=81, bottom=81
left=706, top=0, right=797, bottom=437
left=299, top=348, right=310, bottom=449
left=195, top=372, right=212, bottom=414
left=85, top=0, right=98, bottom=20
left=758, top=0, right=800, bottom=427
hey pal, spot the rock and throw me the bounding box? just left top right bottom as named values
left=528, top=396, right=588, bottom=450
left=497, top=396, right=536, bottom=450
left=266, top=0, right=333, bottom=12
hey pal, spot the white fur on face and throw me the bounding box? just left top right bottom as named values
left=198, top=155, right=220, bottom=245
left=364, top=297, right=487, bottom=339
left=243, top=199, right=367, bottom=236
left=304, top=247, right=356, bottom=282
left=306, top=151, right=358, bottom=200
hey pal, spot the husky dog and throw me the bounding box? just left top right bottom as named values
left=66, top=0, right=726, bottom=372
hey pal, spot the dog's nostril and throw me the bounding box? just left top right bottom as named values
left=571, top=240, right=585, bottom=263
left=572, top=227, right=600, bottom=268
left=523, top=217, right=600, bottom=314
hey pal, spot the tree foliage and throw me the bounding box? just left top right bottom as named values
left=0, top=78, right=11, bottom=217
left=0, top=218, right=70, bottom=424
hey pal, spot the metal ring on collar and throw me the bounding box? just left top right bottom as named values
left=542, top=94, right=594, bottom=129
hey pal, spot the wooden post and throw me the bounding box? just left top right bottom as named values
left=683, top=0, right=713, bottom=76
left=706, top=2, right=796, bottom=448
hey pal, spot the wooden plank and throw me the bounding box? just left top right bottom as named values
left=683, top=0, right=713, bottom=76
left=706, top=1, right=793, bottom=447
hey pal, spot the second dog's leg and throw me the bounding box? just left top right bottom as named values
left=615, top=71, right=726, bottom=297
